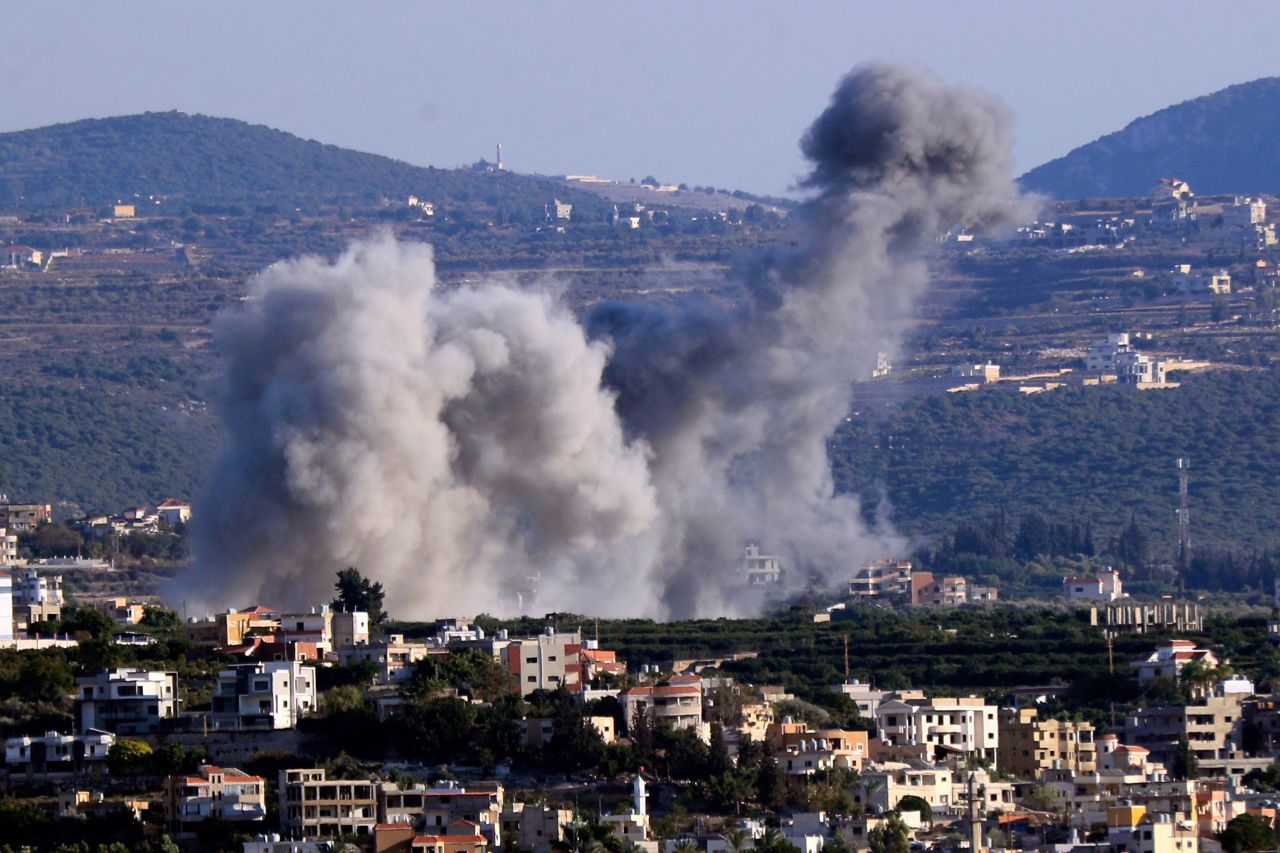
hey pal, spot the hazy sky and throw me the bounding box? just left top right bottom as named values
left=3, top=2, right=1279, bottom=197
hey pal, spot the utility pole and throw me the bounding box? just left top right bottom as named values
left=844, top=635, right=850, bottom=680
left=1176, top=457, right=1191, bottom=572
left=1106, top=632, right=1114, bottom=675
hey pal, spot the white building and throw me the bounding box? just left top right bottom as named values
left=875, top=695, right=1000, bottom=764
left=834, top=680, right=891, bottom=719
left=951, top=363, right=1001, bottom=383
left=1223, top=197, right=1266, bottom=228
left=165, top=764, right=267, bottom=827
left=620, top=675, right=704, bottom=735
left=5, top=729, right=114, bottom=774
left=212, top=661, right=317, bottom=730
left=742, top=544, right=781, bottom=585
left=0, top=527, right=16, bottom=564
left=503, top=627, right=585, bottom=696
left=1131, top=639, right=1219, bottom=685
left=14, top=569, right=64, bottom=608
left=1064, top=569, right=1125, bottom=602
left=155, top=498, right=191, bottom=527
left=340, top=634, right=430, bottom=684
left=332, top=610, right=370, bottom=650
left=1086, top=333, right=1132, bottom=374
left=76, top=669, right=180, bottom=735
left=0, top=571, right=12, bottom=645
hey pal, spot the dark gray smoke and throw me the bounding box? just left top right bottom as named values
left=181, top=64, right=1032, bottom=619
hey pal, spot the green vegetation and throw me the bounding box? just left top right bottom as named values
left=834, top=370, right=1280, bottom=560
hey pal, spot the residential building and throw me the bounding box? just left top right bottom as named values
left=499, top=802, right=574, bottom=853
left=1131, top=639, right=1219, bottom=686
left=211, top=661, right=317, bottom=729
left=849, top=560, right=912, bottom=600
left=0, top=527, right=16, bottom=564
left=332, top=609, right=370, bottom=650
left=910, top=572, right=967, bottom=606
left=874, top=694, right=999, bottom=765
left=164, top=764, right=267, bottom=829
left=1, top=246, right=43, bottom=268
left=1115, top=350, right=1168, bottom=387
left=279, top=768, right=378, bottom=840
left=776, top=727, right=869, bottom=775
left=113, top=204, right=136, bottom=218
left=1086, top=333, right=1134, bottom=375
left=742, top=543, right=782, bottom=585
left=156, top=498, right=191, bottom=527
left=621, top=674, right=704, bottom=734
left=0, top=571, right=12, bottom=645
left=0, top=502, right=52, bottom=531
left=401, top=783, right=503, bottom=845
left=340, top=634, right=431, bottom=684
left=835, top=680, right=891, bottom=719
left=549, top=199, right=572, bottom=221
left=503, top=627, right=584, bottom=695
left=1123, top=693, right=1246, bottom=767
left=4, top=729, right=114, bottom=775
left=185, top=605, right=280, bottom=647
left=951, top=363, right=1001, bottom=383
left=1065, top=569, right=1125, bottom=602
left=997, top=707, right=1096, bottom=779
left=76, top=669, right=180, bottom=735
left=98, top=597, right=146, bottom=625
left=857, top=761, right=955, bottom=813
left=408, top=820, right=489, bottom=853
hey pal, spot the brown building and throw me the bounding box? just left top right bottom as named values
left=0, top=503, right=52, bottom=532
left=998, top=707, right=1096, bottom=779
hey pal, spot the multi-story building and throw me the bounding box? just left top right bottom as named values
left=875, top=695, right=999, bottom=765
left=503, top=627, right=584, bottom=696
left=164, top=764, right=267, bottom=829
left=742, top=544, right=782, bottom=585
left=997, top=707, right=1096, bottom=779
left=0, top=502, right=52, bottom=532
left=185, top=605, right=280, bottom=648
left=834, top=680, right=892, bottom=719
left=774, top=726, right=869, bottom=775
left=211, top=661, right=317, bottom=730
left=4, top=729, right=114, bottom=775
left=0, top=571, right=12, bottom=645
left=621, top=674, right=704, bottom=734
left=0, top=528, right=17, bottom=565
left=76, top=669, right=180, bottom=735
left=1123, top=693, right=1246, bottom=768
left=279, top=768, right=378, bottom=840
left=378, top=781, right=503, bottom=846
left=849, top=560, right=912, bottom=600
left=332, top=610, right=370, bottom=650
left=856, top=761, right=955, bottom=813
left=1131, top=639, right=1219, bottom=685
left=155, top=498, right=192, bottom=527
left=11, top=569, right=63, bottom=626
left=340, top=634, right=431, bottom=684
left=910, top=572, right=967, bottom=606
left=500, top=802, right=574, bottom=853
left=1064, top=569, right=1125, bottom=602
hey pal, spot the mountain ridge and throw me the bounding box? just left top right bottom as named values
left=1020, top=77, right=1280, bottom=199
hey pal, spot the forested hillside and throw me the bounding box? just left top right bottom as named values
left=832, top=369, right=1280, bottom=557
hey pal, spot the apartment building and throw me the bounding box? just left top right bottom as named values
left=742, top=543, right=782, bottom=585
left=279, top=768, right=378, bottom=840
left=165, top=764, right=267, bottom=829
left=340, top=634, right=432, bottom=684
left=1131, top=640, right=1219, bottom=686
left=377, top=781, right=503, bottom=846
left=1064, top=569, right=1125, bottom=602
left=332, top=609, right=370, bottom=649
left=4, top=729, right=113, bottom=775
left=857, top=761, right=955, bottom=813
left=0, top=571, right=12, bottom=645
left=211, top=661, right=317, bottom=730
left=503, top=627, right=584, bottom=696
left=910, top=573, right=967, bottom=606
left=185, top=606, right=280, bottom=647
left=499, top=802, right=574, bottom=853
left=775, top=726, right=869, bottom=775
left=875, top=695, right=999, bottom=765
left=76, top=669, right=180, bottom=735
left=0, top=527, right=16, bottom=565
left=621, top=674, right=704, bottom=734
left=998, top=707, right=1096, bottom=779
left=849, top=560, right=912, bottom=600
left=1123, top=694, right=1246, bottom=767
left=0, top=502, right=52, bottom=531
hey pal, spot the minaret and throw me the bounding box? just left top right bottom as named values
left=496, top=143, right=504, bottom=171
left=633, top=771, right=647, bottom=816
left=967, top=770, right=984, bottom=853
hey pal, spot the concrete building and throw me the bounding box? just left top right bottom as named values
left=500, top=802, right=574, bottom=853
left=951, top=363, right=1001, bottom=383
left=849, top=560, right=912, bottom=600
left=503, top=627, right=584, bottom=696
left=997, top=707, right=1096, bottom=779
left=155, top=498, right=191, bottom=527
left=340, top=634, right=431, bottom=684
left=742, top=543, right=782, bottom=585
left=857, top=761, right=956, bottom=813
left=211, top=661, right=317, bottom=730
left=910, top=572, right=967, bottom=606
left=279, top=768, right=378, bottom=840
left=875, top=695, right=999, bottom=765
left=835, top=680, right=891, bottom=719
left=0, top=571, right=12, bottom=645
left=621, top=674, right=704, bottom=734
left=1123, top=693, right=1246, bottom=767
left=775, top=726, right=869, bottom=775
left=1086, top=333, right=1134, bottom=375
left=0, top=528, right=16, bottom=564
left=5, top=729, right=114, bottom=775
left=1115, top=350, right=1168, bottom=387
left=1065, top=569, right=1125, bottom=602
left=386, top=782, right=503, bottom=846
left=76, top=669, right=180, bottom=735
left=185, top=605, right=280, bottom=647
left=332, top=610, right=370, bottom=650
left=165, top=764, right=267, bottom=829
left=0, top=502, right=52, bottom=531
left=1131, top=639, right=1219, bottom=686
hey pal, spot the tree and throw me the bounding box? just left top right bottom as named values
left=1219, top=813, right=1276, bottom=853
left=107, top=739, right=154, bottom=775
left=895, top=794, right=933, bottom=823
left=707, top=721, right=731, bottom=777
left=868, top=813, right=911, bottom=853
left=332, top=567, right=386, bottom=626
left=1173, top=737, right=1199, bottom=781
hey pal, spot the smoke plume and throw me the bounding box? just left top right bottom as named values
left=184, top=64, right=1032, bottom=619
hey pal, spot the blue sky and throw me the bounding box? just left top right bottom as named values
left=3, top=2, right=1278, bottom=196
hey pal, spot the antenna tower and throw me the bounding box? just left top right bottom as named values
left=1175, top=457, right=1191, bottom=570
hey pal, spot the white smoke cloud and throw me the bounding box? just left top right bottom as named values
left=182, top=64, right=1033, bottom=619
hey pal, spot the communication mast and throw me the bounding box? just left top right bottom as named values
left=1175, top=457, right=1191, bottom=570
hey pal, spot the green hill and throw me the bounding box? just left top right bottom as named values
left=832, top=369, right=1280, bottom=559
left=0, top=111, right=592, bottom=212
left=1020, top=77, right=1280, bottom=199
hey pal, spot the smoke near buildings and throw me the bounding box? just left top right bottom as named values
left=184, top=64, right=1032, bottom=618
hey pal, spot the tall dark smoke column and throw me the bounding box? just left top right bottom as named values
left=588, top=63, right=1034, bottom=616
left=180, top=63, right=1031, bottom=620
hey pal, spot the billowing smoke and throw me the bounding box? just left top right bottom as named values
left=183, top=64, right=1032, bottom=619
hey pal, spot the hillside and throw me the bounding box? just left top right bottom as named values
left=831, top=370, right=1280, bottom=559
left=1020, top=77, right=1280, bottom=199
left=0, top=111, right=596, bottom=213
